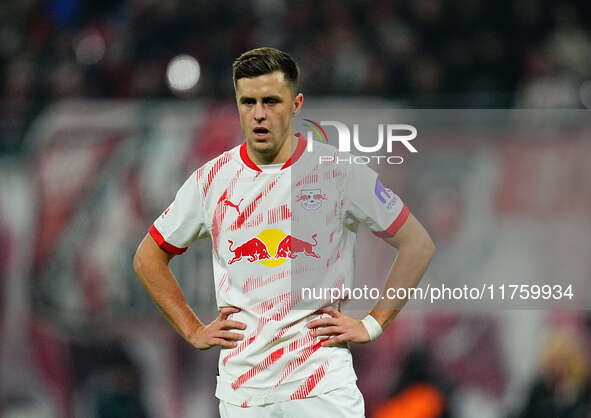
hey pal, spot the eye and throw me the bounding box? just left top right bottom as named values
left=242, top=98, right=255, bottom=105
left=264, top=98, right=279, bottom=104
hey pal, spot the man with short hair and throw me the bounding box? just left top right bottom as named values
left=134, top=47, right=435, bottom=417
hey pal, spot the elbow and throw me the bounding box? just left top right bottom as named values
left=133, top=249, right=145, bottom=278
left=397, top=232, right=435, bottom=263
left=133, top=250, right=152, bottom=288
left=426, top=233, right=436, bottom=254
left=421, top=234, right=436, bottom=263
left=427, top=237, right=436, bottom=260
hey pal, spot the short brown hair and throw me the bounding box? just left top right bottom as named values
left=232, top=47, right=300, bottom=94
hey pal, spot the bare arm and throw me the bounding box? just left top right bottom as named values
left=308, top=212, right=435, bottom=345
left=369, top=212, right=435, bottom=329
left=133, top=233, right=246, bottom=349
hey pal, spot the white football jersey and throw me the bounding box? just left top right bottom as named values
left=150, top=134, right=409, bottom=406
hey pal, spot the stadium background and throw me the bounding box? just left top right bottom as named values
left=1, top=1, right=591, bottom=417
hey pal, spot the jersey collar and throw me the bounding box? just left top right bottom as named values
left=240, top=133, right=307, bottom=173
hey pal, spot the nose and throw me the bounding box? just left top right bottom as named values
left=253, top=102, right=266, bottom=122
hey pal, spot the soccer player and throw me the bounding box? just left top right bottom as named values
left=133, top=47, right=435, bottom=417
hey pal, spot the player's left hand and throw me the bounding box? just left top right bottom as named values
left=306, top=309, right=371, bottom=347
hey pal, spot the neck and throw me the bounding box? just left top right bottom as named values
left=248, top=133, right=295, bottom=165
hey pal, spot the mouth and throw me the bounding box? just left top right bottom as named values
left=253, top=127, right=270, bottom=140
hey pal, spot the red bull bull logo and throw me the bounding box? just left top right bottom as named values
left=295, top=189, right=327, bottom=211
left=227, top=237, right=271, bottom=264
left=227, top=229, right=321, bottom=267
left=295, top=194, right=328, bottom=202
left=275, top=233, right=320, bottom=259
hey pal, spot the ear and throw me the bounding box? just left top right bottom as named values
left=293, top=93, right=304, bottom=116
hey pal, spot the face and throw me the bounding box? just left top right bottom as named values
left=235, top=71, right=303, bottom=164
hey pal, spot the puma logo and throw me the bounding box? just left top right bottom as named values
left=224, top=198, right=243, bottom=214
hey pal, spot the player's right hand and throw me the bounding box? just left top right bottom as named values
left=187, top=306, right=247, bottom=350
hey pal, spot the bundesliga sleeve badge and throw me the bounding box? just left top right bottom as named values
left=374, top=179, right=398, bottom=212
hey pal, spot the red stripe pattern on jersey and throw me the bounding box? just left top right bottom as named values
left=326, top=249, right=341, bottom=268
left=289, top=360, right=329, bottom=400
left=195, top=165, right=206, bottom=184
left=217, top=272, right=230, bottom=293
left=231, top=347, right=286, bottom=390
left=233, top=330, right=322, bottom=391
left=211, top=167, right=245, bottom=253
left=325, top=200, right=339, bottom=226
left=230, top=175, right=283, bottom=231
left=242, top=270, right=290, bottom=293
left=267, top=205, right=291, bottom=225
left=295, top=165, right=319, bottom=187
left=270, top=334, right=324, bottom=389
left=244, top=212, right=264, bottom=229
left=223, top=333, right=257, bottom=366
left=324, top=167, right=347, bottom=180
left=268, top=321, right=298, bottom=344
left=203, top=152, right=232, bottom=198
left=251, top=292, right=291, bottom=315
left=222, top=292, right=301, bottom=366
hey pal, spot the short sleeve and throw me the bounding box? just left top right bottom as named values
left=149, top=171, right=210, bottom=254
left=343, top=164, right=409, bottom=238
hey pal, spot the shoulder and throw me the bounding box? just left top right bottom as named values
left=194, top=144, right=243, bottom=188
left=305, top=139, right=372, bottom=181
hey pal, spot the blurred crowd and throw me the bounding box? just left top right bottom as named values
left=2, top=0, right=591, bottom=152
